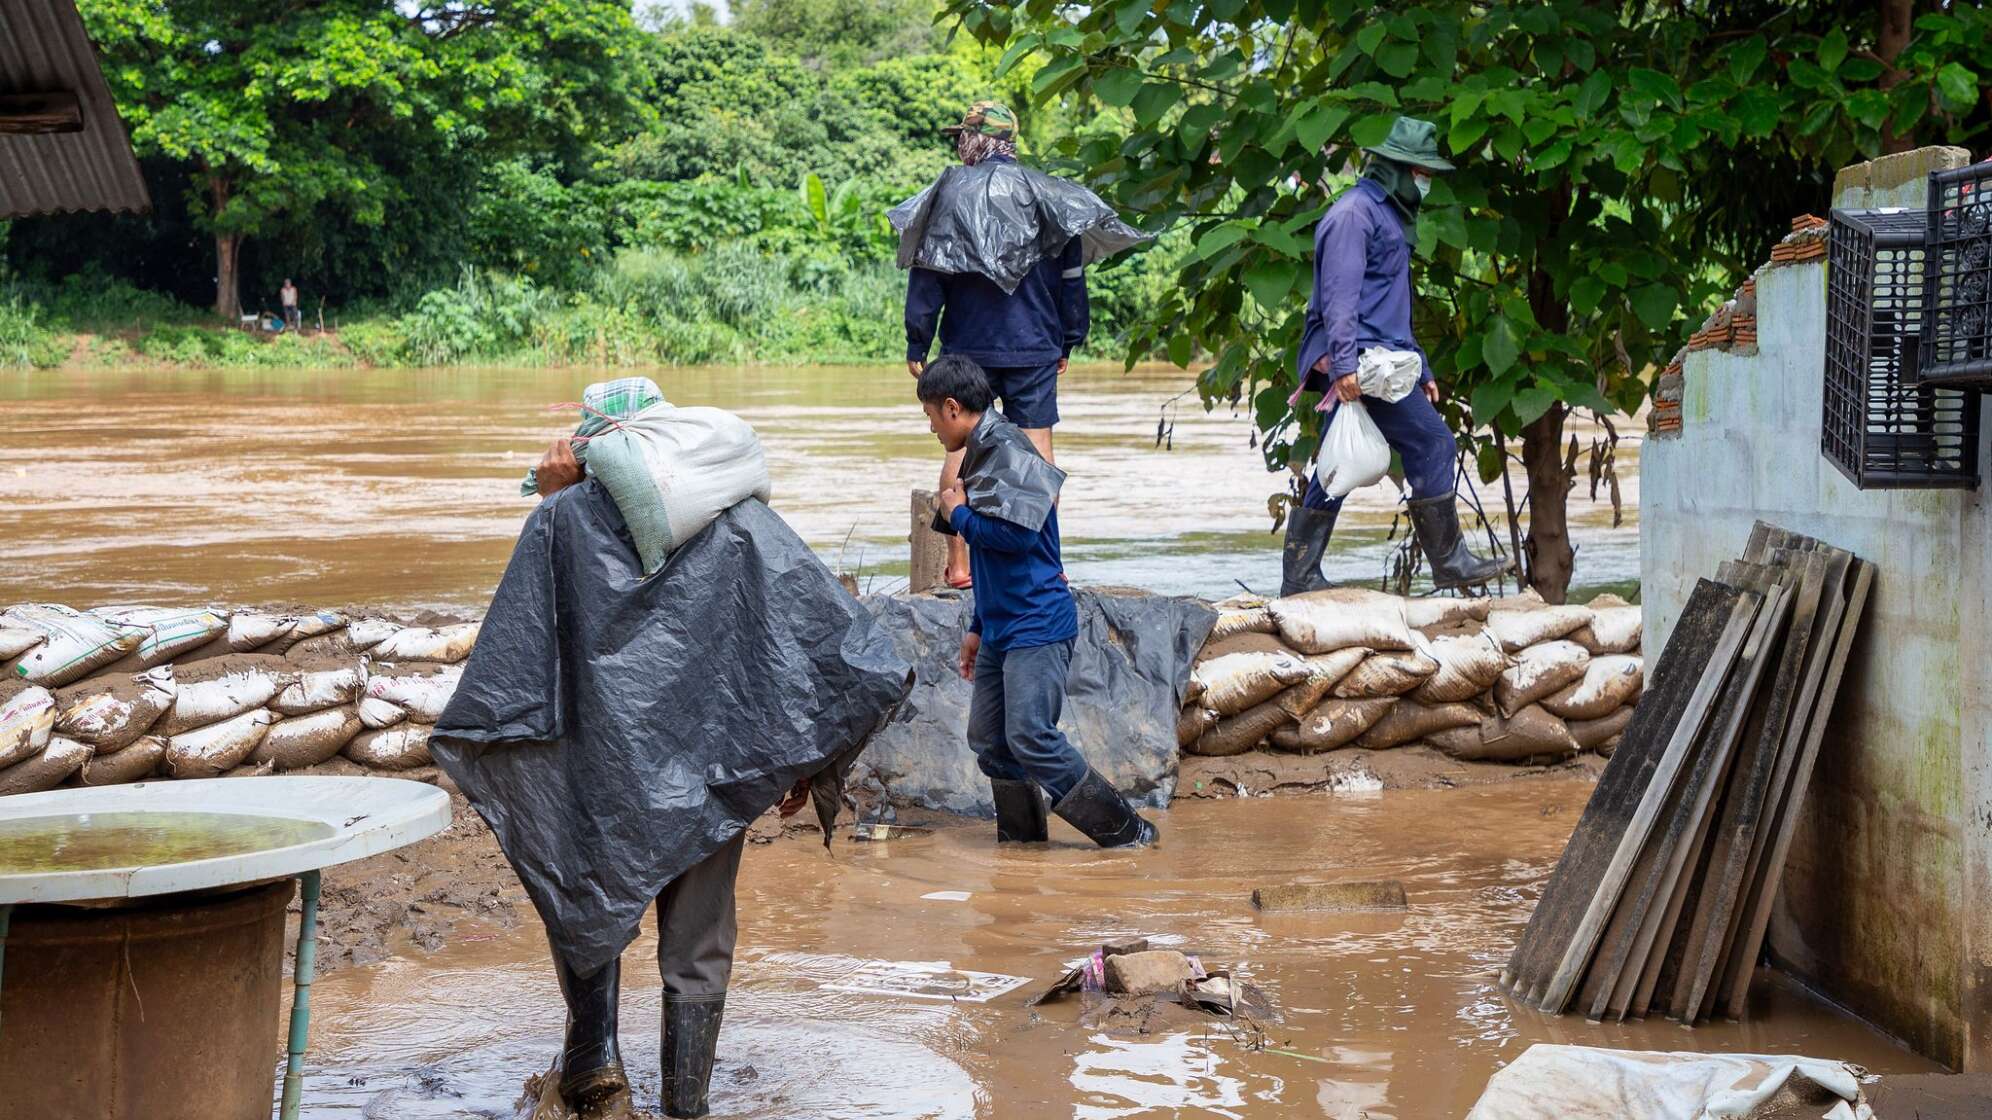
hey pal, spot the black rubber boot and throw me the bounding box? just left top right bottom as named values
left=1051, top=767, right=1158, bottom=848
left=553, top=956, right=626, bottom=1111
left=991, top=778, right=1049, bottom=843
left=662, top=995, right=726, bottom=1118
left=1280, top=504, right=1339, bottom=597
left=1407, top=494, right=1510, bottom=590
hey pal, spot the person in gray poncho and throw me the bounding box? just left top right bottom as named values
left=431, top=426, right=910, bottom=1118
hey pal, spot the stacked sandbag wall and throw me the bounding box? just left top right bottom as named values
left=1180, top=589, right=1643, bottom=765
left=0, top=604, right=478, bottom=795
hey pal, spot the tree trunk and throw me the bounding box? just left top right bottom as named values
left=214, top=232, right=242, bottom=321
left=1520, top=404, right=1574, bottom=603
left=1878, top=0, right=1916, bottom=153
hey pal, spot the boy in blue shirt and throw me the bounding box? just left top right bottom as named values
left=918, top=355, right=1158, bottom=848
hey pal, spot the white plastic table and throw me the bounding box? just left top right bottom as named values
left=0, top=776, right=452, bottom=1119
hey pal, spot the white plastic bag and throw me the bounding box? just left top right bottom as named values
left=1356, top=347, right=1422, bottom=402
left=1315, top=400, right=1391, bottom=500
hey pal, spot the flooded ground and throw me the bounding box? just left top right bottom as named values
left=0, top=364, right=1639, bottom=612
left=293, top=786, right=1931, bottom=1119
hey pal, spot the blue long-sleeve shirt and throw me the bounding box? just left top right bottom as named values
left=951, top=503, right=1078, bottom=652
left=906, top=161, right=1089, bottom=367
left=1294, top=177, right=1431, bottom=393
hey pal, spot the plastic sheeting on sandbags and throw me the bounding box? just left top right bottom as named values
left=1189, top=698, right=1293, bottom=757
left=1275, top=648, right=1370, bottom=718
left=154, top=657, right=295, bottom=735
left=1542, top=655, right=1644, bottom=721
left=1486, top=603, right=1594, bottom=652
left=1571, top=606, right=1643, bottom=655
left=79, top=737, right=166, bottom=785
left=93, top=606, right=228, bottom=668
left=162, top=709, right=277, bottom=778
left=1269, top=589, right=1414, bottom=653
left=1428, top=705, right=1578, bottom=762
left=271, top=665, right=367, bottom=716
left=1494, top=641, right=1591, bottom=716
left=3, top=604, right=146, bottom=686
left=345, top=725, right=432, bottom=770
left=252, top=706, right=363, bottom=770
left=0, top=683, right=56, bottom=768
left=54, top=667, right=176, bottom=752
left=1191, top=651, right=1311, bottom=717
left=369, top=622, right=480, bottom=664
left=1332, top=650, right=1439, bottom=699
left=364, top=664, right=462, bottom=725
left=1270, top=698, right=1396, bottom=752
left=585, top=403, right=773, bottom=576
left=0, top=736, right=91, bottom=795
left=1353, top=699, right=1481, bottom=750
left=1569, top=705, right=1635, bottom=751
left=1412, top=632, right=1509, bottom=703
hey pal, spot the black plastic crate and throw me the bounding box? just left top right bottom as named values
left=1920, top=162, right=1992, bottom=386
left=1822, top=207, right=1979, bottom=489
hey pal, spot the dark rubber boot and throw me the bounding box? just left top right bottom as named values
left=1051, top=767, right=1158, bottom=849
left=1407, top=494, right=1510, bottom=590
left=1280, top=504, right=1339, bottom=597
left=991, top=778, right=1049, bottom=843
left=662, top=995, right=726, bottom=1118
left=553, top=956, right=626, bottom=1111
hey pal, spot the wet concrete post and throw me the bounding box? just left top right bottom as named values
left=910, top=489, right=948, bottom=594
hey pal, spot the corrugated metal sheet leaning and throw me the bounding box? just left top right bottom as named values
left=0, top=0, right=150, bottom=218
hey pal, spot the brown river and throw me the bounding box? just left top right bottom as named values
left=293, top=788, right=1932, bottom=1119
left=0, top=363, right=1639, bottom=612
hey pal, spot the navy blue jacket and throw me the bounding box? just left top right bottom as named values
left=952, top=502, right=1078, bottom=652
left=905, top=162, right=1090, bottom=367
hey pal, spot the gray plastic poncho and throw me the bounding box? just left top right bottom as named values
left=889, top=160, right=1152, bottom=293
left=431, top=484, right=912, bottom=974
left=934, top=411, right=1065, bottom=537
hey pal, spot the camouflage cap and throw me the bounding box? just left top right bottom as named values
left=940, top=101, right=1016, bottom=141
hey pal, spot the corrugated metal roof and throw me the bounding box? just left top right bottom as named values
left=0, top=0, right=150, bottom=218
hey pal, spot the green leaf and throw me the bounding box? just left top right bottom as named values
left=800, top=172, right=827, bottom=228
left=1115, top=1, right=1150, bottom=35
left=1840, top=58, right=1884, bottom=83
left=1194, top=221, right=1251, bottom=260
left=1492, top=122, right=1524, bottom=163
left=1574, top=69, right=1611, bottom=116
left=1131, top=82, right=1179, bottom=128
left=1628, top=68, right=1682, bottom=107
left=1568, top=275, right=1606, bottom=316
left=1252, top=223, right=1309, bottom=257
left=1032, top=54, right=1087, bottom=99
left=1470, top=379, right=1514, bottom=423
left=1787, top=58, right=1831, bottom=91
left=1818, top=28, right=1849, bottom=74
left=1937, top=63, right=1978, bottom=109
left=1450, top=116, right=1489, bottom=153
left=1482, top=315, right=1521, bottom=376
left=1093, top=67, right=1144, bottom=107
left=1349, top=112, right=1397, bottom=148
left=1565, top=39, right=1595, bottom=73
left=1296, top=105, right=1350, bottom=152
left=1476, top=441, right=1505, bottom=485
left=1376, top=42, right=1420, bottom=79
left=1511, top=385, right=1557, bottom=425
left=1356, top=22, right=1386, bottom=55
left=1629, top=283, right=1677, bottom=331
left=1728, top=36, right=1767, bottom=84
left=1167, top=330, right=1194, bottom=367
left=1244, top=258, right=1299, bottom=308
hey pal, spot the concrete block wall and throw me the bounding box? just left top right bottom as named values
left=1641, top=146, right=1992, bottom=1069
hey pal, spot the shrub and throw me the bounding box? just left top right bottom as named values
left=0, top=298, right=65, bottom=368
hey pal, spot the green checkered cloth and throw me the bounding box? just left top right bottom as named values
left=520, top=377, right=667, bottom=497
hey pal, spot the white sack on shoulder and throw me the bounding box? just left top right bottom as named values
left=1314, top=399, right=1391, bottom=500
left=584, top=403, right=774, bottom=575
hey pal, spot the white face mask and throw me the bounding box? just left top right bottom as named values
left=1413, top=171, right=1432, bottom=199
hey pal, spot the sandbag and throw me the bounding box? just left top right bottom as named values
left=1274, top=648, right=1370, bottom=718
left=78, top=737, right=166, bottom=785
left=1411, top=632, right=1509, bottom=703
left=1428, top=705, right=1578, bottom=762
left=1570, top=705, right=1636, bottom=751
left=1542, top=655, right=1644, bottom=721
left=1494, top=641, right=1590, bottom=716
left=1188, top=698, right=1292, bottom=757
left=3, top=604, right=145, bottom=686
left=155, top=656, right=296, bottom=735
left=271, top=664, right=368, bottom=716
left=0, top=623, right=43, bottom=661
left=1404, top=597, right=1493, bottom=630
left=93, top=606, right=228, bottom=669
left=345, top=725, right=433, bottom=770
left=347, top=618, right=402, bottom=649
left=0, top=682, right=57, bottom=769
left=1269, top=589, right=1414, bottom=653
left=365, top=664, right=462, bottom=725
left=1353, top=699, right=1481, bottom=750
left=263, top=610, right=346, bottom=655
left=584, top=403, right=774, bottom=575
left=1191, top=651, right=1311, bottom=717
left=1208, top=604, right=1276, bottom=641
left=1177, top=704, right=1217, bottom=749
left=0, top=736, right=91, bottom=795
left=1269, top=698, right=1397, bottom=752
left=227, top=612, right=297, bottom=652
left=1571, top=606, right=1643, bottom=655
left=252, top=706, right=364, bottom=770
left=358, top=696, right=408, bottom=729
left=54, top=667, right=176, bottom=752
left=1195, top=632, right=1300, bottom=662
left=162, top=709, right=277, bottom=778
left=1332, top=650, right=1439, bottom=699
left=370, top=622, right=481, bottom=664
left=1486, top=604, right=1594, bottom=653
left=286, top=617, right=398, bottom=662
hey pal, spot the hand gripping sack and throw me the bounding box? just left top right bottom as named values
left=584, top=403, right=774, bottom=575
left=1315, top=399, right=1391, bottom=500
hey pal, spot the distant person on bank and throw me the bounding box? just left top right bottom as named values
left=280, top=278, right=300, bottom=331
left=897, top=100, right=1148, bottom=589
left=1282, top=116, right=1510, bottom=596
left=918, top=355, right=1158, bottom=848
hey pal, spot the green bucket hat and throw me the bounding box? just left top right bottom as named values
left=941, top=100, right=1017, bottom=141
left=1363, top=116, right=1455, bottom=172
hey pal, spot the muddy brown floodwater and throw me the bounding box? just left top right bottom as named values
left=0, top=364, right=1639, bottom=612
left=292, top=785, right=1933, bottom=1119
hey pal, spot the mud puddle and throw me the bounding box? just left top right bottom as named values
left=291, top=784, right=1930, bottom=1119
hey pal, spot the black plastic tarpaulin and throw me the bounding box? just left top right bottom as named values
left=431, top=483, right=911, bottom=975
left=932, top=411, right=1063, bottom=537
left=889, top=160, right=1152, bottom=293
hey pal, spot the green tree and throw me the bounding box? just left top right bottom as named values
left=728, top=0, right=937, bottom=66
left=82, top=0, right=648, bottom=320
left=942, top=0, right=1992, bottom=601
